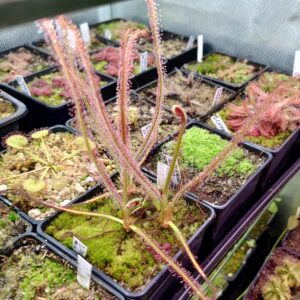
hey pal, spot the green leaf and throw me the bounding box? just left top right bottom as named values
left=246, top=239, right=256, bottom=248
left=6, top=134, right=28, bottom=149
left=23, top=179, right=46, bottom=193
left=287, top=215, right=299, bottom=230
left=268, top=202, right=278, bottom=214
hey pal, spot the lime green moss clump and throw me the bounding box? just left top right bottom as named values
left=181, top=127, right=255, bottom=177
left=46, top=197, right=206, bottom=291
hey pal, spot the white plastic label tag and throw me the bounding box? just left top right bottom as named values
left=186, top=36, right=195, bottom=50
left=141, top=123, right=152, bottom=139
left=80, top=22, right=91, bottom=45
left=67, top=29, right=76, bottom=50
left=140, top=52, right=148, bottom=73
left=210, top=114, right=230, bottom=134
left=16, top=75, right=31, bottom=96
left=293, top=50, right=300, bottom=77
left=212, top=87, right=224, bottom=107
left=73, top=236, right=88, bottom=257
left=197, top=35, right=204, bottom=62
left=157, top=162, right=169, bottom=188
left=77, top=255, right=92, bottom=289
left=104, top=29, right=112, bottom=40
left=165, top=155, right=181, bottom=186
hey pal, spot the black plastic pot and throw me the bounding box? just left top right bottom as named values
left=1, top=233, right=124, bottom=299
left=0, top=45, right=55, bottom=84
left=142, top=121, right=272, bottom=243
left=37, top=183, right=215, bottom=300
left=204, top=92, right=300, bottom=191
left=135, top=68, right=238, bottom=120
left=174, top=158, right=300, bottom=300
left=0, top=125, right=101, bottom=227
left=181, top=51, right=268, bottom=91
left=0, top=88, right=27, bottom=148
left=0, top=67, right=115, bottom=132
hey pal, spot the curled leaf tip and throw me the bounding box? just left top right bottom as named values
left=172, top=105, right=187, bottom=124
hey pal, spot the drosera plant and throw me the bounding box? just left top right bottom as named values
left=25, top=0, right=290, bottom=298
left=0, top=129, right=115, bottom=220
left=0, top=47, right=53, bottom=83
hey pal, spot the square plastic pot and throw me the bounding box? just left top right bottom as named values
left=0, top=88, right=27, bottom=149
left=37, top=183, right=215, bottom=300
left=142, top=121, right=272, bottom=243
left=181, top=51, right=268, bottom=91
left=0, top=125, right=101, bottom=227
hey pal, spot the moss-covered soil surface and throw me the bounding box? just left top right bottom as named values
left=0, top=238, right=116, bottom=299
left=0, top=97, right=15, bottom=119
left=139, top=70, right=233, bottom=119
left=45, top=194, right=209, bottom=291
left=0, top=47, right=53, bottom=83
left=144, top=126, right=265, bottom=205
left=185, top=53, right=261, bottom=85
left=0, top=131, right=114, bottom=220
left=0, top=202, right=28, bottom=251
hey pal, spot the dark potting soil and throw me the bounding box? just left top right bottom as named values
left=45, top=193, right=209, bottom=292
left=0, top=237, right=116, bottom=299
left=283, top=222, right=300, bottom=255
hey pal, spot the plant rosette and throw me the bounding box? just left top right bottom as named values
left=245, top=248, right=300, bottom=300
left=184, top=52, right=262, bottom=86
left=90, top=46, right=155, bottom=78
left=43, top=189, right=211, bottom=293
left=93, top=19, right=150, bottom=44
left=0, top=128, right=115, bottom=221
left=144, top=125, right=265, bottom=206
left=0, top=236, right=117, bottom=300
left=0, top=96, right=16, bottom=119
left=106, top=95, right=180, bottom=151
left=138, top=70, right=235, bottom=119
left=0, top=201, right=30, bottom=251
left=0, top=47, right=53, bottom=83
left=206, top=71, right=300, bottom=150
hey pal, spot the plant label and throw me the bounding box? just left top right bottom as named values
left=165, top=154, right=181, bottom=186
left=80, top=22, right=91, bottom=45
left=211, top=114, right=230, bottom=134
left=73, top=236, right=88, bottom=257
left=67, top=29, right=76, bottom=50
left=293, top=50, right=300, bottom=77
left=186, top=36, right=195, bottom=50
left=141, top=123, right=152, bottom=139
left=77, top=255, right=92, bottom=289
left=197, top=35, right=204, bottom=62
left=16, top=75, right=31, bottom=96
left=104, top=29, right=112, bottom=40
left=212, top=87, right=224, bottom=107
left=157, top=162, right=169, bottom=188
left=140, top=52, right=148, bottom=73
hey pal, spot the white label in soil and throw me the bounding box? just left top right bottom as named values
left=77, top=255, right=92, bottom=289
left=80, top=22, right=91, bottom=45
left=141, top=123, right=152, bottom=139
left=16, top=75, right=31, bottom=96
left=197, top=35, right=204, bottom=62
left=67, top=29, right=76, bottom=50
left=212, top=87, right=224, bottom=107
left=73, top=236, right=88, bottom=257
left=210, top=114, right=230, bottom=134
left=186, top=36, right=195, bottom=50
left=293, top=50, right=300, bottom=77
left=140, top=52, right=148, bottom=73
left=104, top=29, right=112, bottom=40
left=165, top=154, right=181, bottom=186
left=157, top=162, right=170, bottom=188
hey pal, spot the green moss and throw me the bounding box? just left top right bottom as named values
left=181, top=127, right=255, bottom=177
left=46, top=197, right=207, bottom=291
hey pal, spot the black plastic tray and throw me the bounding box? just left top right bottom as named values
left=174, top=158, right=300, bottom=300
left=1, top=233, right=124, bottom=299
left=0, top=88, right=27, bottom=148
left=0, top=125, right=101, bottom=227
left=142, top=120, right=272, bottom=243
left=134, top=68, right=238, bottom=120
left=37, top=182, right=215, bottom=300
left=181, top=51, right=268, bottom=90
